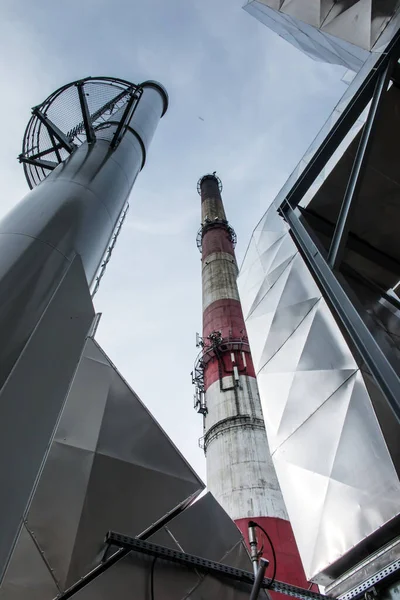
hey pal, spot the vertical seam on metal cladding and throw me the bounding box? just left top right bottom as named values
left=23, top=522, right=61, bottom=592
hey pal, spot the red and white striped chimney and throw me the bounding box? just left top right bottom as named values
left=193, top=173, right=312, bottom=592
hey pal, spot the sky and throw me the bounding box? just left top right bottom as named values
left=0, top=0, right=348, bottom=481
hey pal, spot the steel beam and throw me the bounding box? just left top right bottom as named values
left=109, top=88, right=141, bottom=149
left=283, top=30, right=400, bottom=212
left=281, top=204, right=400, bottom=424
left=27, top=143, right=63, bottom=160
left=52, top=548, right=129, bottom=600
left=18, top=155, right=58, bottom=170
left=32, top=108, right=75, bottom=153
left=298, top=207, right=400, bottom=279
left=105, top=532, right=329, bottom=600
left=327, top=60, right=394, bottom=270
left=76, top=82, right=96, bottom=144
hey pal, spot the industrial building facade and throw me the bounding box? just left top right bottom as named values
left=244, top=1, right=400, bottom=71
left=237, top=12, right=400, bottom=599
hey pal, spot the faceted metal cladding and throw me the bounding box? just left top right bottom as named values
left=194, top=174, right=313, bottom=595
left=244, top=1, right=400, bottom=71
left=0, top=337, right=203, bottom=599
left=237, top=205, right=400, bottom=584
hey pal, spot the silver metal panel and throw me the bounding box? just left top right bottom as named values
left=26, top=442, right=95, bottom=588
left=54, top=349, right=111, bottom=452
left=245, top=1, right=400, bottom=68
left=149, top=493, right=251, bottom=568
left=96, top=363, right=203, bottom=485
left=2, top=336, right=204, bottom=597
left=72, top=493, right=252, bottom=600
left=0, top=139, right=135, bottom=285
left=0, top=525, right=58, bottom=600
left=0, top=255, right=94, bottom=583
left=238, top=204, right=400, bottom=583
left=67, top=454, right=199, bottom=587
left=0, top=234, right=69, bottom=389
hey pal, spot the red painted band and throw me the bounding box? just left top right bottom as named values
left=202, top=227, right=235, bottom=259
left=203, top=298, right=247, bottom=340
left=235, top=517, right=317, bottom=599
left=203, top=355, right=256, bottom=390
left=203, top=299, right=256, bottom=389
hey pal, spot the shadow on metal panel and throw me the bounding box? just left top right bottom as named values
left=71, top=493, right=252, bottom=600
left=0, top=254, right=95, bottom=585
left=0, top=337, right=204, bottom=598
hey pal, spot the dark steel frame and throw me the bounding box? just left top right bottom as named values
left=284, top=30, right=400, bottom=213
left=327, top=59, right=395, bottom=270
left=276, top=28, right=400, bottom=424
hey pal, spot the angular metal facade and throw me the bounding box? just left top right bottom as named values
left=0, top=77, right=168, bottom=583
left=0, top=337, right=203, bottom=599
left=237, top=206, right=400, bottom=584
left=0, top=255, right=95, bottom=584
left=244, top=0, right=400, bottom=70
left=69, top=493, right=253, bottom=600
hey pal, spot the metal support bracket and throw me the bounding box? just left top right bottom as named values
left=32, top=108, right=76, bottom=153
left=76, top=81, right=96, bottom=144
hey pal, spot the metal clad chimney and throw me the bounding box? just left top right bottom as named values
left=0, top=76, right=167, bottom=580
